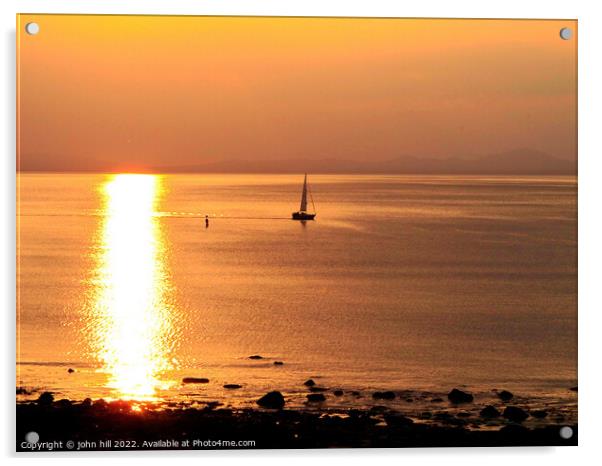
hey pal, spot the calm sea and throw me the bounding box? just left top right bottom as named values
left=17, top=174, right=577, bottom=411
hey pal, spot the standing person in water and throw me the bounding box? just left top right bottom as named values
left=205, top=215, right=209, bottom=228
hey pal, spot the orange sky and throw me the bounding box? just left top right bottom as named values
left=17, top=15, right=576, bottom=172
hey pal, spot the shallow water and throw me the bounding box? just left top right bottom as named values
left=17, top=174, right=577, bottom=414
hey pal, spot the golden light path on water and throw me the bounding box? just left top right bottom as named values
left=91, top=174, right=175, bottom=400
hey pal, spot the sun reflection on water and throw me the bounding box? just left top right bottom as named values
left=91, top=174, right=175, bottom=399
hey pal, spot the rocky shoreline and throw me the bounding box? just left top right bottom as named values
left=16, top=386, right=577, bottom=450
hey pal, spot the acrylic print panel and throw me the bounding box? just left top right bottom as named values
left=16, top=14, right=577, bottom=451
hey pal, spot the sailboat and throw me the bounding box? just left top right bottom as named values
left=292, top=174, right=316, bottom=220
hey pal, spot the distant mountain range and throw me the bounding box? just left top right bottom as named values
left=152, top=149, right=576, bottom=175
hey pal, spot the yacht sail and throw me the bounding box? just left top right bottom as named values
left=299, top=174, right=308, bottom=212
left=292, top=174, right=316, bottom=221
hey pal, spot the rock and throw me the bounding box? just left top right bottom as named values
left=445, top=417, right=468, bottom=427
left=309, top=386, right=328, bottom=392
left=223, top=384, right=242, bottom=389
left=498, top=390, right=514, bottom=401
left=372, top=391, right=396, bottom=400
left=457, top=411, right=472, bottom=418
left=385, top=413, right=414, bottom=427
left=405, top=398, right=413, bottom=403
left=109, top=400, right=131, bottom=412
left=350, top=391, right=361, bottom=397
left=306, top=393, right=326, bottom=402
left=248, top=355, right=263, bottom=360
left=273, top=361, right=284, bottom=365
left=93, top=398, right=107, bottom=409
left=434, top=412, right=453, bottom=420
left=500, top=423, right=529, bottom=436
left=204, top=401, right=222, bottom=410
left=303, top=379, right=316, bottom=387
left=257, top=391, right=285, bottom=409
left=56, top=399, right=72, bottom=408
left=480, top=405, right=501, bottom=418
left=369, top=405, right=390, bottom=414
left=503, top=406, right=529, bottom=423
left=333, top=390, right=344, bottom=396
left=82, top=398, right=92, bottom=408
left=531, top=410, right=548, bottom=419
left=431, top=397, right=444, bottom=403
left=37, top=392, right=54, bottom=406
left=67, top=368, right=75, bottom=373
left=182, top=377, right=209, bottom=384
left=447, top=388, right=474, bottom=404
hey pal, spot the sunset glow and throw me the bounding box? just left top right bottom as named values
left=17, top=15, right=576, bottom=173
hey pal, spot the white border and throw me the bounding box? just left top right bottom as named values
left=0, top=0, right=585, bottom=19
left=3, top=1, right=601, bottom=465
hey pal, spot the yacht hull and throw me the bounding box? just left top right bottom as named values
left=292, top=212, right=316, bottom=221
